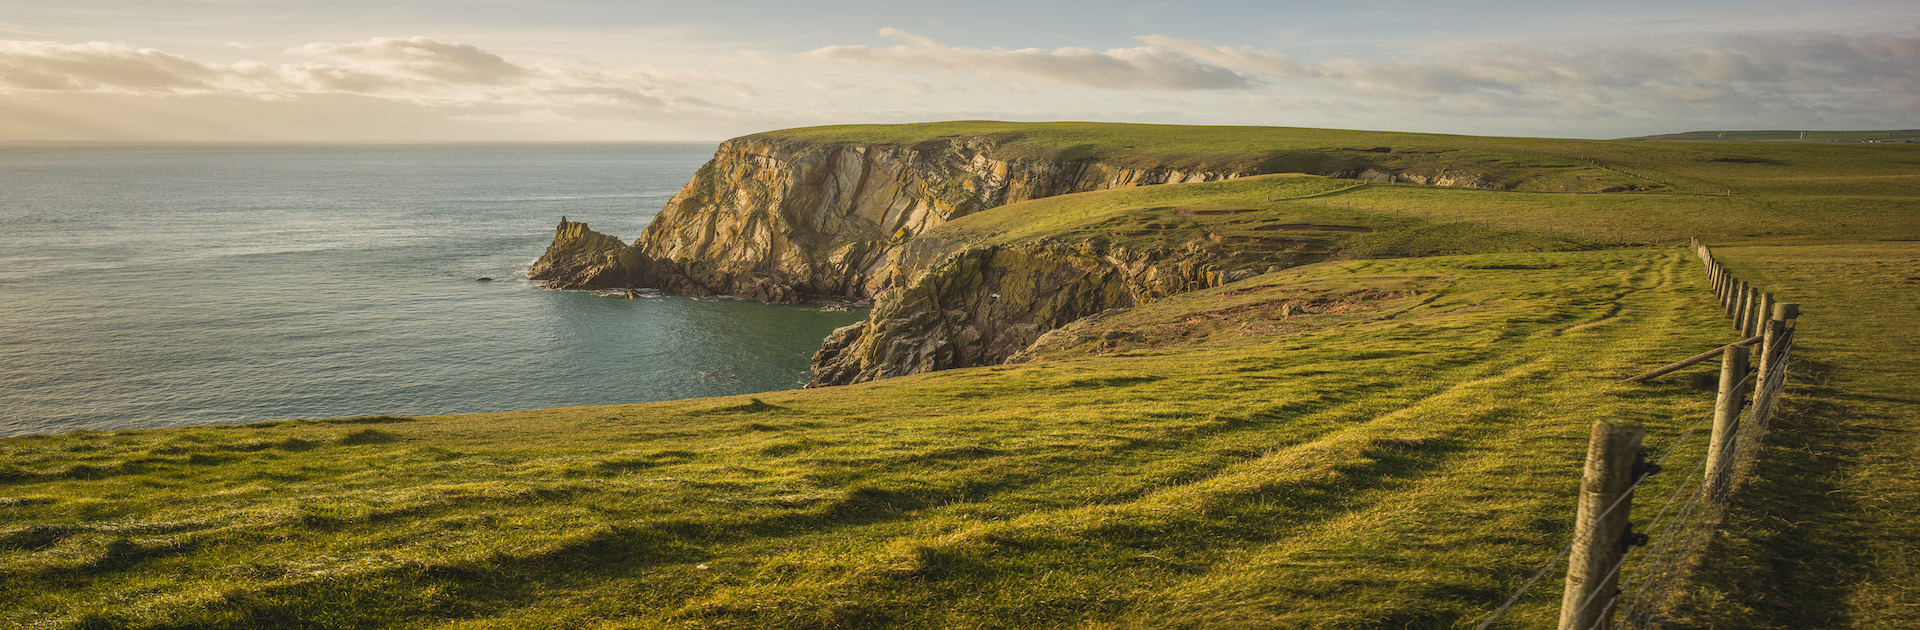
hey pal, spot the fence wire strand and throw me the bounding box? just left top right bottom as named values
left=1605, top=256, right=1795, bottom=629
left=1474, top=247, right=1795, bottom=629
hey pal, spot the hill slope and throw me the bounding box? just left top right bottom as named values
left=4, top=123, right=1918, bottom=629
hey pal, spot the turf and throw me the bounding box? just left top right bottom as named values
left=4, top=123, right=1917, bottom=628
left=2, top=250, right=1737, bottom=629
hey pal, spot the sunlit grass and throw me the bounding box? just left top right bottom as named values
left=5, top=123, right=1918, bottom=628
left=4, top=249, right=1747, bottom=628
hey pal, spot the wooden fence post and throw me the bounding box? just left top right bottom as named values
left=1749, top=292, right=1773, bottom=338
left=1733, top=281, right=1752, bottom=326
left=1750, top=303, right=1795, bottom=426
left=1560, top=419, right=1645, bottom=630
left=1723, top=276, right=1739, bottom=316
left=1704, top=345, right=1751, bottom=502
left=1739, top=288, right=1757, bottom=337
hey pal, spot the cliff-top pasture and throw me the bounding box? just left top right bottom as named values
left=4, top=124, right=1917, bottom=628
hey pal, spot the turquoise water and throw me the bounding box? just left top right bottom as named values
left=0, top=143, right=866, bottom=437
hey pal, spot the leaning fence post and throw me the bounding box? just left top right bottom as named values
left=1704, top=345, right=1751, bottom=502
left=1560, top=419, right=1645, bottom=630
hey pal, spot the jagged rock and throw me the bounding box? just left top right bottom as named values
left=527, top=135, right=1249, bottom=300
left=527, top=220, right=654, bottom=289
left=525, top=127, right=1519, bottom=387
left=805, top=242, right=1223, bottom=387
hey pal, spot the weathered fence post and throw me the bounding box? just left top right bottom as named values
left=1704, top=345, right=1751, bottom=502
left=1724, top=276, right=1740, bottom=317
left=1751, top=293, right=1775, bottom=340
left=1751, top=303, right=1800, bottom=423
left=1739, top=288, right=1758, bottom=337
left=1735, top=283, right=1754, bottom=330
left=1560, top=419, right=1645, bottom=630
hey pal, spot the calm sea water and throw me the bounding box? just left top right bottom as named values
left=0, top=143, right=866, bottom=437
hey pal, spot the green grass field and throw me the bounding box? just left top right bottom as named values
left=4, top=124, right=1916, bottom=628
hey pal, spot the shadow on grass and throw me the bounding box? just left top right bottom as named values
left=1667, top=365, right=1876, bottom=628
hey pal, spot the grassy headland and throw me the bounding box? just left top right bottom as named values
left=3, top=123, right=1916, bottom=628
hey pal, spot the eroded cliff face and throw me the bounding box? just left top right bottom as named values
left=526, top=131, right=1507, bottom=387
left=528, top=135, right=1247, bottom=301
left=806, top=241, right=1242, bottom=386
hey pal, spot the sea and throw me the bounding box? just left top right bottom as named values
left=0, top=143, right=867, bottom=438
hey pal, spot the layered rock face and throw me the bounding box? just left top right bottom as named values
left=527, top=219, right=657, bottom=291
left=527, top=135, right=1245, bottom=301
left=807, top=241, right=1233, bottom=386
left=527, top=130, right=1502, bottom=387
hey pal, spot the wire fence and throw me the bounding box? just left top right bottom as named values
left=1474, top=239, right=1799, bottom=629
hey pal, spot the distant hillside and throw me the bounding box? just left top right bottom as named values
left=1624, top=129, right=1920, bottom=143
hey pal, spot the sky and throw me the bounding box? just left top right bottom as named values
left=0, top=0, right=1915, bottom=141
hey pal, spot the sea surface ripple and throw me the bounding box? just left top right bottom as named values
left=0, top=143, right=866, bottom=437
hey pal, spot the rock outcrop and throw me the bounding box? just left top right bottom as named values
left=806, top=241, right=1229, bottom=386
left=527, top=126, right=1532, bottom=387
left=528, top=219, right=657, bottom=290
left=529, top=135, right=1246, bottom=302
left=1337, top=168, right=1499, bottom=189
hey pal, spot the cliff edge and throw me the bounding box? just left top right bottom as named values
left=530, top=132, right=1248, bottom=301
left=529, top=122, right=1639, bottom=386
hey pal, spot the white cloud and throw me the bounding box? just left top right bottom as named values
left=805, top=77, right=935, bottom=94
left=808, top=30, right=1919, bottom=131
left=804, top=28, right=1253, bottom=91
left=0, top=40, right=217, bottom=91
left=4, top=28, right=1915, bottom=142
left=289, top=37, right=531, bottom=85
left=1133, top=36, right=1307, bottom=79
left=0, top=37, right=750, bottom=121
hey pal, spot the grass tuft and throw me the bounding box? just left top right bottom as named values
left=339, top=429, right=403, bottom=445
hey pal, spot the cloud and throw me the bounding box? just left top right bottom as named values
left=289, top=37, right=530, bottom=85
left=805, top=28, right=1253, bottom=90
left=798, top=29, right=1917, bottom=130
left=806, top=77, right=935, bottom=94
left=0, top=37, right=749, bottom=120
left=1133, top=36, right=1307, bottom=79
left=0, top=40, right=217, bottom=91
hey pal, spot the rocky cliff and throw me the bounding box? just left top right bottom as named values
left=528, top=124, right=1568, bottom=387
left=806, top=240, right=1238, bottom=386
left=529, top=134, right=1246, bottom=301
